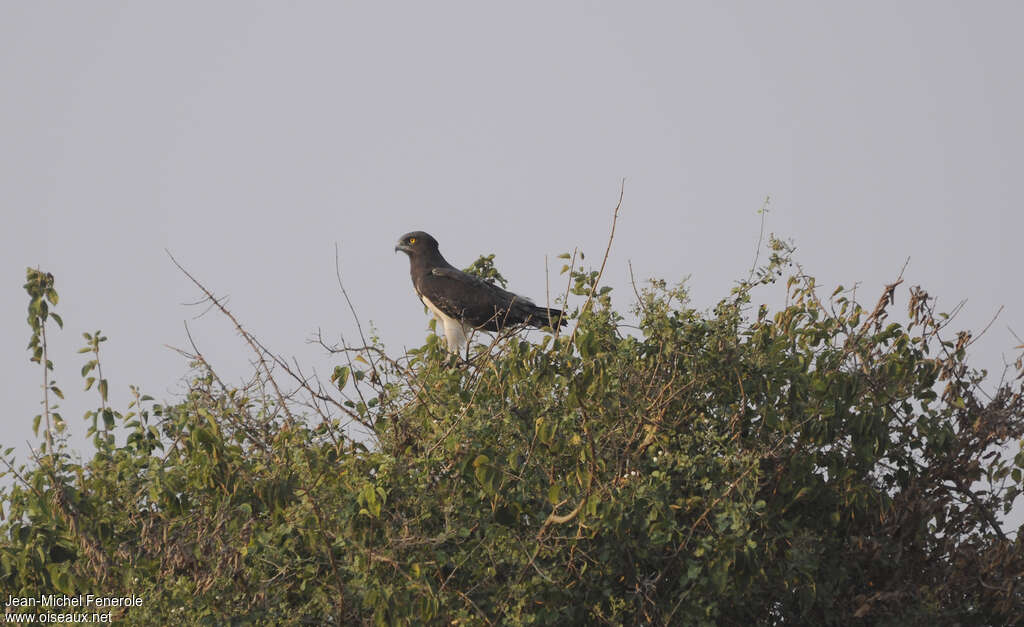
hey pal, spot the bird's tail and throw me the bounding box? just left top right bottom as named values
left=528, top=306, right=567, bottom=328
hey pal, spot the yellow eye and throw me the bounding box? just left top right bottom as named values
left=408, top=237, right=417, bottom=244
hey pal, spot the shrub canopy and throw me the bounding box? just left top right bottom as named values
left=4, top=239, right=1023, bottom=625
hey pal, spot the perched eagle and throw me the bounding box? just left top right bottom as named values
left=395, top=231, right=566, bottom=354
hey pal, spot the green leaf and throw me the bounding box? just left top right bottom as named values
left=474, top=464, right=495, bottom=492
left=332, top=366, right=350, bottom=390
left=535, top=418, right=552, bottom=445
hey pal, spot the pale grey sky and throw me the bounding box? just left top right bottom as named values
left=3, top=3, right=1021, bottom=503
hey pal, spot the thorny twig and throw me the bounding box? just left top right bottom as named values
left=167, top=250, right=297, bottom=426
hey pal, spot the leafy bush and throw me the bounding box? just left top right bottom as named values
left=3, top=235, right=1023, bottom=625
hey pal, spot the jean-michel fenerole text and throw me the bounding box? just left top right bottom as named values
left=5, top=594, right=142, bottom=609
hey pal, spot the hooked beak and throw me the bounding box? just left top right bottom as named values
left=395, top=242, right=411, bottom=254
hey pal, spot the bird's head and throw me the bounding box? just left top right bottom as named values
left=395, top=231, right=439, bottom=257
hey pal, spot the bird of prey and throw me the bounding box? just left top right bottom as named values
left=395, top=231, right=566, bottom=354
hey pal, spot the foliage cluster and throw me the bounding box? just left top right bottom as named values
left=3, top=238, right=1024, bottom=625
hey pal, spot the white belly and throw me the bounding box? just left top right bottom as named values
left=420, top=294, right=468, bottom=354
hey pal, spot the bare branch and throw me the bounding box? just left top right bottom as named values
left=166, top=250, right=297, bottom=425
left=568, top=180, right=625, bottom=347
